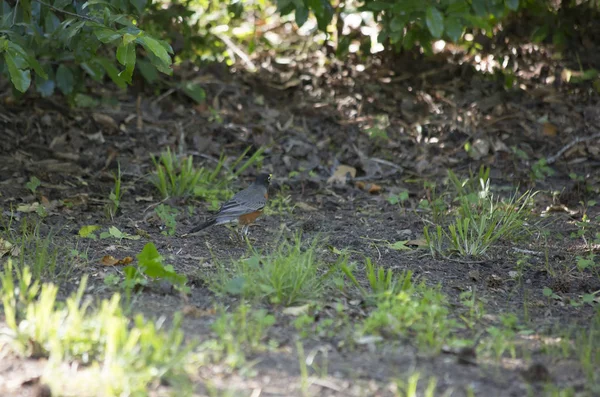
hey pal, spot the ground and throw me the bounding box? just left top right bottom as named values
left=0, top=44, right=599, bottom=397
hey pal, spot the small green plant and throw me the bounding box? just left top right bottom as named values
left=341, top=258, right=411, bottom=299
left=531, top=158, right=556, bottom=181
left=205, top=303, right=275, bottom=368
left=206, top=234, right=342, bottom=305
left=395, top=372, right=437, bottom=397
left=387, top=191, right=409, bottom=205
left=264, top=185, right=295, bottom=215
left=150, top=147, right=212, bottom=199
left=0, top=260, right=192, bottom=396
left=104, top=163, right=123, bottom=220
left=100, top=226, right=141, bottom=241
left=347, top=265, right=458, bottom=351
left=576, top=311, right=600, bottom=393
left=155, top=204, right=179, bottom=236
left=424, top=170, right=535, bottom=258
left=150, top=147, right=264, bottom=202
left=25, top=176, right=41, bottom=194
left=118, top=243, right=189, bottom=302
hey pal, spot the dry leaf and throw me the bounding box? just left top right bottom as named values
left=101, top=255, right=133, bottom=266
left=355, top=181, right=382, bottom=194
left=16, top=202, right=40, bottom=213
left=406, top=238, right=428, bottom=247
left=0, top=238, right=13, bottom=257
left=327, top=164, right=356, bottom=185
left=182, top=305, right=216, bottom=318
left=296, top=202, right=317, bottom=212
left=92, top=113, right=118, bottom=130
left=542, top=122, right=558, bottom=137
left=282, top=304, right=310, bottom=316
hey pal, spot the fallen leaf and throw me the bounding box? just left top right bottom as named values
left=356, top=181, right=382, bottom=194
left=406, top=238, right=428, bottom=247
left=182, top=305, right=216, bottom=318
left=78, top=225, right=100, bottom=238
left=92, top=113, right=118, bottom=130
left=16, top=202, right=40, bottom=213
left=542, top=122, right=558, bottom=137
left=101, top=255, right=133, bottom=266
left=327, top=164, right=356, bottom=185
left=389, top=240, right=411, bottom=250
left=135, top=196, right=154, bottom=202
left=0, top=238, right=13, bottom=257
left=282, top=304, right=310, bottom=316
left=295, top=202, right=317, bottom=211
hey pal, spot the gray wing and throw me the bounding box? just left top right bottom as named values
left=214, top=188, right=267, bottom=222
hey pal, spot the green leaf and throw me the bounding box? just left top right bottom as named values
left=56, top=64, right=74, bottom=94
left=181, top=81, right=206, bottom=104
left=426, top=6, right=444, bottom=39
left=445, top=17, right=463, bottom=42
left=74, top=93, right=99, bottom=108
left=54, top=0, right=73, bottom=9
left=295, top=5, right=309, bottom=27
left=363, top=1, right=391, bottom=11
left=93, top=27, right=121, bottom=43
left=96, top=57, right=127, bottom=88
left=25, top=176, right=41, bottom=193
left=542, top=287, right=553, bottom=297
left=35, top=71, right=55, bottom=97
left=225, top=276, right=245, bottom=295
left=80, top=61, right=105, bottom=81
left=471, top=0, right=487, bottom=17
left=137, top=34, right=172, bottom=74
left=137, top=59, right=159, bottom=83
left=4, top=52, right=31, bottom=93
left=389, top=241, right=411, bottom=251
left=390, top=16, right=406, bottom=33
left=116, top=40, right=136, bottom=83
left=44, top=11, right=61, bottom=33
left=78, top=225, right=100, bottom=239
left=130, top=0, right=147, bottom=15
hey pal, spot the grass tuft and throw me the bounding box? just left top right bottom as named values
left=205, top=234, right=342, bottom=306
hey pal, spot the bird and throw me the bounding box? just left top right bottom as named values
left=187, top=173, right=272, bottom=238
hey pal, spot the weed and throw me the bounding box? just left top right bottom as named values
left=424, top=169, right=535, bottom=258
left=201, top=303, right=275, bottom=369
left=0, top=260, right=193, bottom=396
left=104, top=163, right=123, bottom=220
left=149, top=146, right=264, bottom=201
left=155, top=204, right=179, bottom=236
left=206, top=234, right=342, bottom=305
left=25, top=176, right=41, bottom=194
left=531, top=158, right=555, bottom=181
left=394, top=372, right=437, bottom=397
left=346, top=263, right=458, bottom=351
left=264, top=185, right=295, bottom=215
left=576, top=310, right=600, bottom=392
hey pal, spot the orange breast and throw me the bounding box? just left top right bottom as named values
left=238, top=210, right=263, bottom=225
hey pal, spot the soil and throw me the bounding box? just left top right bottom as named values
left=0, top=44, right=599, bottom=397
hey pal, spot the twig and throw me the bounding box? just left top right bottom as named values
left=33, top=0, right=100, bottom=23
left=214, top=33, right=256, bottom=72
left=546, top=131, right=600, bottom=164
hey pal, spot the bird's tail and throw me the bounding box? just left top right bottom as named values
left=187, top=218, right=217, bottom=234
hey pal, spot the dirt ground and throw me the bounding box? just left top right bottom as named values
left=1, top=45, right=599, bottom=396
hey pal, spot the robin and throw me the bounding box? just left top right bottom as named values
left=187, top=173, right=271, bottom=237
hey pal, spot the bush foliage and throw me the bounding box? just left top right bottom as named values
left=0, top=0, right=593, bottom=96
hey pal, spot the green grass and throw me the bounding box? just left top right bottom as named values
left=423, top=168, right=535, bottom=258
left=0, top=260, right=193, bottom=396
left=198, top=303, right=276, bottom=369
left=149, top=146, right=264, bottom=202
left=205, top=234, right=343, bottom=306
left=104, top=162, right=123, bottom=220
left=341, top=259, right=460, bottom=351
